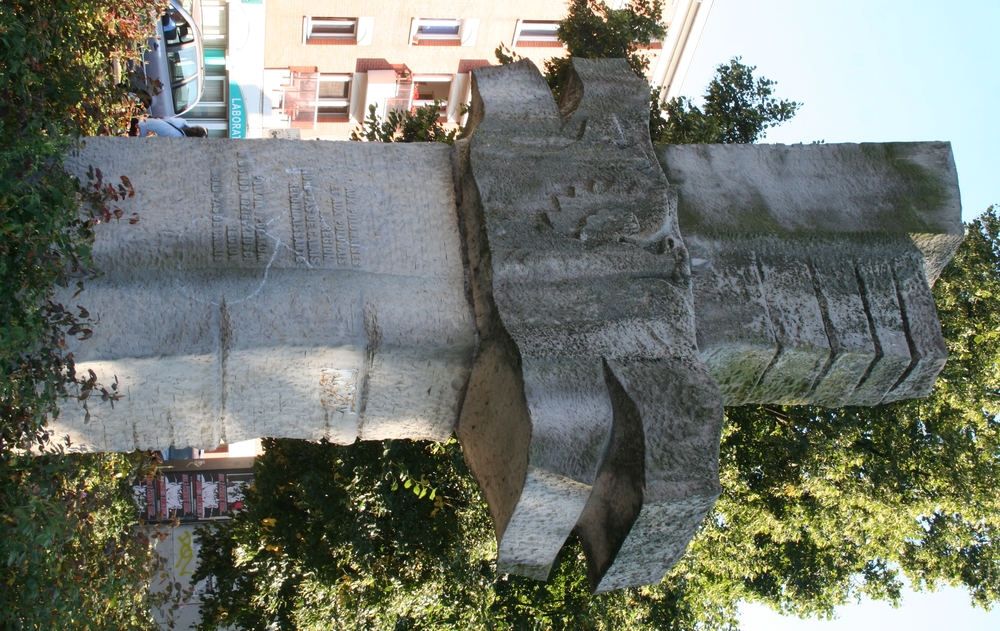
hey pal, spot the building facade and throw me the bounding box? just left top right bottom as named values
left=183, top=0, right=713, bottom=139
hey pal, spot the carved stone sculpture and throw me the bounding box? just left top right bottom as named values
left=54, top=59, right=962, bottom=592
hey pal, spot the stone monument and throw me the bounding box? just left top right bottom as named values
left=54, top=59, right=962, bottom=592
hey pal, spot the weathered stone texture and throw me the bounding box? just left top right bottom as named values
left=845, top=252, right=915, bottom=405
left=55, top=140, right=475, bottom=451
left=686, top=235, right=776, bottom=405
left=656, top=142, right=962, bottom=254
left=586, top=357, right=721, bottom=592
left=52, top=59, right=963, bottom=594
left=458, top=59, right=722, bottom=591
left=657, top=142, right=960, bottom=407
left=880, top=248, right=949, bottom=402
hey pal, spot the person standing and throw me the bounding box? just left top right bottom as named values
left=130, top=117, right=208, bottom=137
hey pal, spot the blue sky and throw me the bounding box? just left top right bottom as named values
left=677, top=1, right=1000, bottom=628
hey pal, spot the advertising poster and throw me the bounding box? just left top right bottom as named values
left=133, top=458, right=254, bottom=523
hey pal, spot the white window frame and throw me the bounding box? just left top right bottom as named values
left=316, top=73, right=352, bottom=117
left=411, top=74, right=454, bottom=110
left=303, top=17, right=357, bottom=44
left=199, top=74, right=227, bottom=107
left=409, top=18, right=461, bottom=44
left=513, top=20, right=561, bottom=45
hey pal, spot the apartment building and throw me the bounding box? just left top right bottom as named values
left=184, top=0, right=713, bottom=139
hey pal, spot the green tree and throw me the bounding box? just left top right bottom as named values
left=0, top=449, right=167, bottom=630
left=1, top=1, right=172, bottom=627
left=192, top=438, right=496, bottom=630
left=351, top=102, right=459, bottom=144
left=191, top=435, right=740, bottom=631
left=544, top=0, right=666, bottom=93
left=653, top=57, right=801, bottom=144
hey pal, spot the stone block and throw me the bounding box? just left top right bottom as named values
left=746, top=239, right=830, bottom=404
left=686, top=235, right=777, bottom=405
left=583, top=358, right=722, bottom=593
left=882, top=248, right=949, bottom=401
left=846, top=250, right=913, bottom=405
left=51, top=58, right=963, bottom=595
left=807, top=247, right=878, bottom=407
left=55, top=138, right=474, bottom=451
left=460, top=59, right=723, bottom=591
left=656, top=142, right=963, bottom=244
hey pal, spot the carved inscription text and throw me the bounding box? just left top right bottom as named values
left=210, top=152, right=268, bottom=264
left=288, top=170, right=361, bottom=267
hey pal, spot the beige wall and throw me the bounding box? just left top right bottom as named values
left=263, top=0, right=681, bottom=139
left=265, top=0, right=583, bottom=72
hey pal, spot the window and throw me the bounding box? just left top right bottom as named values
left=409, top=18, right=478, bottom=46
left=162, top=10, right=196, bottom=45
left=172, top=81, right=199, bottom=113
left=411, top=18, right=459, bottom=44
left=166, top=47, right=200, bottom=84
left=513, top=20, right=562, bottom=47
left=412, top=75, right=453, bottom=116
left=182, top=71, right=227, bottom=136
left=304, top=17, right=357, bottom=44
left=317, top=74, right=351, bottom=121
left=284, top=68, right=320, bottom=129
left=184, top=60, right=227, bottom=118
left=198, top=0, right=228, bottom=44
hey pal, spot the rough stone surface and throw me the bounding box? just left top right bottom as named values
left=51, top=59, right=964, bottom=594
left=585, top=357, right=721, bottom=592
left=881, top=247, right=949, bottom=402
left=749, top=238, right=832, bottom=405
left=655, top=141, right=964, bottom=285
left=806, top=248, right=877, bottom=407
left=686, top=235, right=776, bottom=405
left=458, top=59, right=722, bottom=591
left=56, top=140, right=475, bottom=451
left=656, top=142, right=961, bottom=407
left=846, top=251, right=914, bottom=405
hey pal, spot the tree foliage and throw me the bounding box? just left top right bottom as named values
left=653, top=57, right=801, bottom=144
left=0, top=450, right=166, bottom=630
left=192, top=436, right=742, bottom=631
left=1, top=1, right=170, bottom=627
left=544, top=0, right=666, bottom=93
left=351, top=103, right=459, bottom=144
left=192, top=438, right=495, bottom=630
left=0, top=0, right=154, bottom=138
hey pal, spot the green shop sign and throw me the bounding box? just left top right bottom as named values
left=229, top=82, right=246, bottom=139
